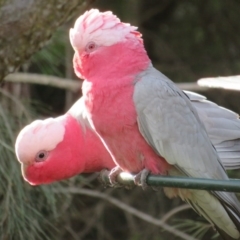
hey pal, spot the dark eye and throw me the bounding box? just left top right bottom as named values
left=85, top=41, right=97, bottom=53
left=35, top=150, right=48, bottom=162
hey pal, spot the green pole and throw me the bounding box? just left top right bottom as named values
left=99, top=170, right=240, bottom=192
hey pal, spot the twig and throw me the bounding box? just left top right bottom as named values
left=4, top=72, right=208, bottom=92
left=0, top=88, right=31, bottom=120
left=4, top=73, right=82, bottom=92
left=53, top=187, right=197, bottom=240
left=78, top=202, right=104, bottom=239
left=198, top=75, right=240, bottom=91
left=5, top=72, right=240, bottom=93
left=122, top=196, right=139, bottom=231
left=177, top=82, right=208, bottom=91
left=161, top=204, right=191, bottom=223
left=65, top=226, right=79, bottom=240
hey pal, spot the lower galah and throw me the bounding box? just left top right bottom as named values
left=15, top=98, right=115, bottom=185
left=70, top=9, right=240, bottom=238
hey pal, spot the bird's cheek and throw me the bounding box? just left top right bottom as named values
left=21, top=163, right=30, bottom=182
left=73, top=52, right=87, bottom=80
left=21, top=164, right=38, bottom=185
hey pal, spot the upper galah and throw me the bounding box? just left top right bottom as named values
left=15, top=93, right=240, bottom=186
left=70, top=9, right=240, bottom=238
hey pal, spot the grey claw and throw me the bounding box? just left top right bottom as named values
left=134, top=169, right=150, bottom=190
left=109, top=166, right=123, bottom=185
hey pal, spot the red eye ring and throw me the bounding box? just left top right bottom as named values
left=85, top=41, right=97, bottom=53
left=35, top=150, right=48, bottom=162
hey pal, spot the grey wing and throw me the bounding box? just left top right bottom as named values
left=67, top=97, right=92, bottom=132
left=134, top=68, right=227, bottom=180
left=185, top=90, right=240, bottom=170
left=134, top=66, right=240, bottom=213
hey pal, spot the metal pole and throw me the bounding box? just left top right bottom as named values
left=99, top=170, right=240, bottom=192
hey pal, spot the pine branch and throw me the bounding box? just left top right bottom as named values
left=53, top=187, right=197, bottom=240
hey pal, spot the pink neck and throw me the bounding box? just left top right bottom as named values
left=82, top=39, right=150, bottom=86
left=63, top=114, right=115, bottom=173
left=61, top=114, right=114, bottom=174
left=80, top=126, right=116, bottom=172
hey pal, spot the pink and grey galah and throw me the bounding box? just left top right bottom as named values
left=15, top=98, right=115, bottom=185
left=70, top=9, right=240, bottom=239
left=15, top=93, right=240, bottom=186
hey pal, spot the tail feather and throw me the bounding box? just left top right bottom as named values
left=215, top=227, right=239, bottom=240
left=166, top=168, right=240, bottom=239
left=185, top=190, right=240, bottom=239
left=219, top=206, right=240, bottom=240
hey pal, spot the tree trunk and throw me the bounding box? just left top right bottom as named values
left=0, top=0, right=93, bottom=82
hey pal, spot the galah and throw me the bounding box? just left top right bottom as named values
left=15, top=93, right=240, bottom=185
left=70, top=9, right=240, bottom=238
left=15, top=98, right=115, bottom=185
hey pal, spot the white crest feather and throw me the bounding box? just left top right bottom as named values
left=15, top=116, right=66, bottom=164
left=70, top=9, right=139, bottom=51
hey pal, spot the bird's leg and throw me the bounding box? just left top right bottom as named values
left=99, top=169, right=111, bottom=187
left=108, top=166, right=123, bottom=185
left=99, top=166, right=123, bottom=188
left=134, top=168, right=150, bottom=190
left=100, top=167, right=137, bottom=189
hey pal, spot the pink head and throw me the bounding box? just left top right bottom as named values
left=15, top=114, right=86, bottom=185
left=15, top=104, right=116, bottom=186
left=70, top=9, right=149, bottom=80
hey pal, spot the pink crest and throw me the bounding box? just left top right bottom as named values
left=69, top=9, right=140, bottom=50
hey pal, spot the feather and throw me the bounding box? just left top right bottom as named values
left=134, top=65, right=240, bottom=237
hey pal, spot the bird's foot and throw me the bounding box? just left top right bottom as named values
left=99, top=168, right=135, bottom=189
left=99, top=167, right=123, bottom=188
left=109, top=166, right=123, bottom=186
left=134, top=169, right=150, bottom=190
left=108, top=166, right=122, bottom=185
left=99, top=169, right=111, bottom=187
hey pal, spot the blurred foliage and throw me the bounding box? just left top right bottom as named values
left=2, top=0, right=240, bottom=239
left=173, top=219, right=215, bottom=239
left=29, top=28, right=67, bottom=115
left=28, top=0, right=240, bottom=114
left=96, top=0, right=240, bottom=83
left=0, top=89, right=57, bottom=239
left=30, top=28, right=66, bottom=77
left=139, top=0, right=240, bottom=82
